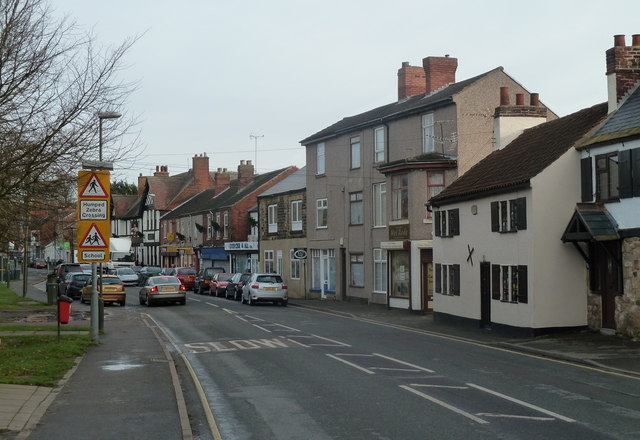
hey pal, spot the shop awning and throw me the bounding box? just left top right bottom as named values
left=201, top=247, right=229, bottom=260
left=562, top=204, right=619, bottom=243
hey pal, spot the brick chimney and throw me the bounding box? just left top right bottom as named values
left=398, top=61, right=427, bottom=100
left=192, top=153, right=211, bottom=191
left=154, top=165, right=169, bottom=177
left=423, top=55, right=458, bottom=93
left=138, top=173, right=146, bottom=196
left=214, top=167, right=231, bottom=193
left=493, top=87, right=548, bottom=150
left=237, top=159, right=255, bottom=187
left=606, top=34, right=640, bottom=113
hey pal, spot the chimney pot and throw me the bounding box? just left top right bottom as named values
left=500, top=87, right=510, bottom=105
left=614, top=34, right=626, bottom=47
left=516, top=94, right=524, bottom=105
left=240, top=160, right=245, bottom=165
left=530, top=93, right=540, bottom=106
left=633, top=34, right=640, bottom=46
left=247, top=160, right=252, bottom=165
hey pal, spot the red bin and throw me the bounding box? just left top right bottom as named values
left=58, top=295, right=73, bottom=324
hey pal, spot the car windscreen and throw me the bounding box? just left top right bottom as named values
left=73, top=274, right=91, bottom=282
left=117, top=268, right=135, bottom=275
left=145, top=267, right=162, bottom=273
left=217, top=274, right=234, bottom=281
left=96, top=278, right=122, bottom=285
left=177, top=269, right=196, bottom=275
left=256, top=275, right=283, bottom=283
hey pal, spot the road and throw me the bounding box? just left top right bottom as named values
left=104, top=288, right=640, bottom=440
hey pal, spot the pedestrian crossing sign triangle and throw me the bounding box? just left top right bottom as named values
left=80, top=223, right=108, bottom=248
left=80, top=174, right=108, bottom=198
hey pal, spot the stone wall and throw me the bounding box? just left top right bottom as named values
left=587, top=292, right=602, bottom=330
left=618, top=237, right=640, bottom=339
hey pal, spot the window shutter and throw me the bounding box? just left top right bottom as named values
left=434, top=211, right=441, bottom=237
left=491, top=265, right=500, bottom=300
left=515, top=198, right=527, bottom=230
left=517, top=265, right=528, bottom=303
left=449, top=209, right=459, bottom=236
left=633, top=148, right=640, bottom=197
left=452, top=264, right=460, bottom=296
left=490, top=202, right=499, bottom=232
left=435, top=264, right=441, bottom=293
left=619, top=149, right=632, bottom=199
left=580, top=157, right=593, bottom=202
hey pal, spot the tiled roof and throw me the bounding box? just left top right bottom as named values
left=430, top=103, right=609, bottom=207
left=580, top=85, right=640, bottom=147
left=258, top=167, right=306, bottom=197
left=111, top=195, right=139, bottom=218
left=300, top=68, right=502, bottom=145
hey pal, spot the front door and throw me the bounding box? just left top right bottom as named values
left=480, top=261, right=491, bottom=327
left=601, top=242, right=620, bottom=329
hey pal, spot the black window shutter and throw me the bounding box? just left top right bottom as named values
left=491, top=264, right=500, bottom=300
left=517, top=265, right=528, bottom=304
left=633, top=148, right=640, bottom=197
left=619, top=149, right=632, bottom=199
left=449, top=209, right=460, bottom=236
left=581, top=157, right=593, bottom=202
left=515, top=198, right=527, bottom=230
left=452, top=264, right=460, bottom=296
left=434, top=211, right=441, bottom=237
left=490, top=201, right=499, bottom=232
left=435, top=264, right=441, bottom=293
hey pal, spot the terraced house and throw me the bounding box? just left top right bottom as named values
left=301, top=55, right=555, bottom=311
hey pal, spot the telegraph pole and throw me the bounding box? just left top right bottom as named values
left=250, top=134, right=263, bottom=174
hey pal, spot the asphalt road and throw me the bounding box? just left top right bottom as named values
left=123, top=290, right=640, bottom=440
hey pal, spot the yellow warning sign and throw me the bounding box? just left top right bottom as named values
left=77, top=170, right=111, bottom=263
left=78, top=171, right=110, bottom=198
left=80, top=223, right=109, bottom=248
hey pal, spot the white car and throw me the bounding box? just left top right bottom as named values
left=241, top=273, right=288, bottom=306
left=115, top=267, right=140, bottom=286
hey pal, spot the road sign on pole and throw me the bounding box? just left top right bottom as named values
left=77, top=170, right=110, bottom=263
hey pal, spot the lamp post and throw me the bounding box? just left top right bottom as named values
left=91, top=111, right=121, bottom=341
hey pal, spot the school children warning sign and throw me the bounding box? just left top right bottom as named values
left=77, top=170, right=110, bottom=263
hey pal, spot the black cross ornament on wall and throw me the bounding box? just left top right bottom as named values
left=466, top=244, right=475, bottom=266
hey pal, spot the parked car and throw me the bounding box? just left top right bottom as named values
left=165, top=267, right=197, bottom=290
left=210, top=272, right=234, bottom=297
left=137, top=266, right=162, bottom=286
left=55, top=263, right=82, bottom=282
left=58, top=272, right=91, bottom=299
left=139, top=275, right=186, bottom=306
left=79, top=263, right=92, bottom=273
left=225, top=273, right=252, bottom=300
left=32, top=258, right=47, bottom=269
left=115, top=267, right=139, bottom=286
left=194, top=267, right=225, bottom=294
left=80, top=275, right=126, bottom=306
left=241, top=273, right=288, bottom=306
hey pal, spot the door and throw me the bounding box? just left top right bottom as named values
left=422, top=262, right=433, bottom=312
left=601, top=242, right=620, bottom=329
left=480, top=261, right=491, bottom=327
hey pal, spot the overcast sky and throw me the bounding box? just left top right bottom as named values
left=54, top=0, right=640, bottom=184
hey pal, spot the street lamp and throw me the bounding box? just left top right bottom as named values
left=97, top=111, right=121, bottom=161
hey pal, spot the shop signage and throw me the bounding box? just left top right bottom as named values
left=389, top=224, right=410, bottom=240
left=225, top=242, right=259, bottom=251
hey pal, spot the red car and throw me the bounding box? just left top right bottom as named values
left=167, top=267, right=197, bottom=290
left=210, top=272, right=234, bottom=297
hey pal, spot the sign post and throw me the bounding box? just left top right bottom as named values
left=77, top=170, right=110, bottom=341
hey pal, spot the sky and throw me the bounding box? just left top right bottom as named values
left=53, top=0, right=640, bottom=185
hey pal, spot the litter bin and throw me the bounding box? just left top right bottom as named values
left=46, top=280, right=58, bottom=305
left=58, top=295, right=73, bottom=324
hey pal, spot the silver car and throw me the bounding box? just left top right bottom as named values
left=115, top=267, right=139, bottom=286
left=241, top=273, right=288, bottom=306
left=139, top=276, right=186, bottom=306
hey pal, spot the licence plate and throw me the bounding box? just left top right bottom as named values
left=160, top=286, right=176, bottom=292
left=263, top=287, right=277, bottom=291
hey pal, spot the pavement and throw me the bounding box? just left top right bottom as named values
left=1, top=277, right=639, bottom=439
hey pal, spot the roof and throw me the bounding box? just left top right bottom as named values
left=258, top=167, right=307, bottom=197
left=378, top=153, right=457, bottom=173
left=300, top=68, right=503, bottom=145
left=162, top=167, right=297, bottom=219
left=579, top=85, right=640, bottom=147
left=430, top=103, right=609, bottom=207
left=111, top=195, right=139, bottom=218
left=561, top=204, right=619, bottom=242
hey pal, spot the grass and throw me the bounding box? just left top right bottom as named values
left=0, top=284, right=95, bottom=387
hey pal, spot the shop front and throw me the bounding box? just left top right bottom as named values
left=224, top=241, right=259, bottom=273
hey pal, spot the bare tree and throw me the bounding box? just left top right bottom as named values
left=0, top=0, right=140, bottom=248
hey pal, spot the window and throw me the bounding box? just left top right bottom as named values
left=350, top=192, right=363, bottom=225
left=350, top=254, right=364, bottom=287
left=491, top=198, right=527, bottom=233
left=316, top=198, right=328, bottom=228
left=311, top=249, right=336, bottom=292
left=264, top=250, right=274, bottom=273
left=373, top=182, right=386, bottom=227
left=268, top=204, right=277, bottom=233
left=206, top=213, right=213, bottom=238
left=491, top=265, right=528, bottom=303
left=317, top=143, right=325, bottom=175
left=215, top=213, right=221, bottom=239
left=422, top=113, right=435, bottom=153
left=373, top=248, right=387, bottom=293
left=350, top=136, right=361, bottom=169
left=426, top=172, right=444, bottom=218
left=434, top=263, right=460, bottom=296
left=618, top=148, right=640, bottom=198
left=291, top=200, right=302, bottom=231
left=392, top=174, right=408, bottom=220
left=595, top=152, right=619, bottom=201
left=434, top=209, right=459, bottom=237
left=223, top=211, right=229, bottom=239
left=374, top=127, right=385, bottom=162
left=391, top=250, right=410, bottom=297
left=249, top=212, right=258, bottom=237
left=290, top=249, right=301, bottom=280
left=277, top=250, right=283, bottom=275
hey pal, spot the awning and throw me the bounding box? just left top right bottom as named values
left=562, top=204, right=619, bottom=243
left=201, top=247, right=229, bottom=260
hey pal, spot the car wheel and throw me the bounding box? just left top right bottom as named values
left=281, top=300, right=288, bottom=307
left=121, top=299, right=126, bottom=307
left=146, top=295, right=153, bottom=307
left=139, top=296, right=144, bottom=305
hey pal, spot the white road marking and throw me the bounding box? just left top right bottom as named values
left=326, top=354, right=375, bottom=374
left=222, top=308, right=237, bottom=314
left=373, top=353, right=435, bottom=373
left=252, top=324, right=272, bottom=333
left=270, top=323, right=300, bottom=332
left=409, top=384, right=469, bottom=390
left=310, top=334, right=351, bottom=346
left=285, top=337, right=310, bottom=348
left=189, top=298, right=201, bottom=302
left=206, top=303, right=219, bottom=308
left=370, top=367, right=422, bottom=372
left=476, top=413, right=555, bottom=421
left=400, top=385, right=489, bottom=424
left=467, top=383, right=575, bottom=423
